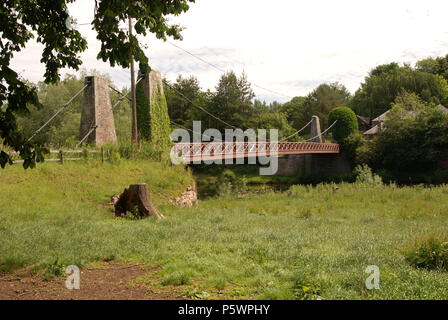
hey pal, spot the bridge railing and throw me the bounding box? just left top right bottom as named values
left=172, top=141, right=340, bottom=162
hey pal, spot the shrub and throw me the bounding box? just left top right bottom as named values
left=377, top=168, right=448, bottom=185
left=104, top=140, right=166, bottom=162
left=214, top=169, right=248, bottom=197
left=328, top=107, right=358, bottom=143
left=161, top=271, right=192, bottom=286
left=45, top=254, right=65, bottom=278
left=401, top=231, right=448, bottom=271
left=340, top=132, right=364, bottom=166
left=354, top=164, right=383, bottom=186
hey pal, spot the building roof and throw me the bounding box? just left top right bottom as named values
left=363, top=125, right=379, bottom=135
left=356, top=115, right=370, bottom=125
left=365, top=104, right=447, bottom=136
left=372, top=110, right=390, bottom=123
left=437, top=104, right=448, bottom=114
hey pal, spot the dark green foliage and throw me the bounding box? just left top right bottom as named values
left=350, top=63, right=448, bottom=119
left=340, top=132, right=364, bottom=167
left=377, top=169, right=448, bottom=185
left=328, top=107, right=358, bottom=143
left=256, top=112, right=296, bottom=141
left=210, top=71, right=256, bottom=131
left=165, top=75, right=201, bottom=127
left=292, top=276, right=322, bottom=300
left=277, top=96, right=306, bottom=128
left=136, top=82, right=151, bottom=140
left=360, top=93, right=448, bottom=171
left=293, top=172, right=356, bottom=185
left=402, top=231, right=448, bottom=271
left=149, top=84, right=172, bottom=153
left=296, top=83, right=351, bottom=130
left=1, top=0, right=194, bottom=168
left=45, top=255, right=65, bottom=278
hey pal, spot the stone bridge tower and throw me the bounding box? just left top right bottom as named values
left=79, top=76, right=117, bottom=146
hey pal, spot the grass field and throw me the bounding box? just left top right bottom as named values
left=1, top=160, right=448, bottom=299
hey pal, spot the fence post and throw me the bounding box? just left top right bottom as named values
left=101, top=146, right=105, bottom=163
left=59, top=150, right=64, bottom=164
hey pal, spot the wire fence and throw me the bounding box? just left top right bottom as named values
left=10, top=148, right=109, bottom=165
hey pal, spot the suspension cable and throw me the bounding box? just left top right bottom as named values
left=108, top=85, right=132, bottom=102
left=278, top=118, right=314, bottom=142
left=77, top=77, right=142, bottom=147
left=304, top=120, right=338, bottom=142
left=27, top=84, right=88, bottom=142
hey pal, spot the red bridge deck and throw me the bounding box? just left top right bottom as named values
left=172, top=141, right=340, bottom=163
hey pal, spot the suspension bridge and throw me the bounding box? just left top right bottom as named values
left=172, top=141, right=339, bottom=163
left=24, top=71, right=340, bottom=165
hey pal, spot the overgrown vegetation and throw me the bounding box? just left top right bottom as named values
left=356, top=93, right=448, bottom=172
left=3, top=162, right=448, bottom=299
left=328, top=106, right=358, bottom=143
left=149, top=84, right=172, bottom=153
left=354, top=164, right=383, bottom=187
left=136, top=81, right=151, bottom=141
left=401, top=231, right=448, bottom=272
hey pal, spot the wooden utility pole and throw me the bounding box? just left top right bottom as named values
left=129, top=17, right=138, bottom=144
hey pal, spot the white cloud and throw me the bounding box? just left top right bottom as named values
left=10, top=0, right=448, bottom=102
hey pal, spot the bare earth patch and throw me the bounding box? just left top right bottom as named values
left=0, top=263, right=184, bottom=300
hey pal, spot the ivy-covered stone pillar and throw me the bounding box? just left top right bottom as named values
left=137, top=70, right=172, bottom=151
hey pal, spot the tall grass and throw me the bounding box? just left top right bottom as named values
left=2, top=162, right=448, bottom=299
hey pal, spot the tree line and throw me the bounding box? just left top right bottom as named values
left=11, top=53, right=448, bottom=149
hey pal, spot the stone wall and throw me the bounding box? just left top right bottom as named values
left=275, top=154, right=351, bottom=176
left=79, top=76, right=117, bottom=146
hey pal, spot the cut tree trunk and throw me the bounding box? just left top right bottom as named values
left=114, top=184, right=165, bottom=219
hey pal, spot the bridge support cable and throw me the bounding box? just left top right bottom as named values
left=77, top=77, right=142, bottom=147
left=278, top=119, right=314, bottom=142
left=304, top=120, right=338, bottom=142
left=108, top=85, right=132, bottom=102
left=27, top=84, right=88, bottom=143
left=166, top=41, right=292, bottom=100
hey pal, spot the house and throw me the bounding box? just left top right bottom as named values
left=356, top=115, right=371, bottom=133
left=363, top=110, right=389, bottom=138
left=363, top=104, right=448, bottom=138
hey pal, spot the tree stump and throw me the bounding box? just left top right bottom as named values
left=114, top=184, right=165, bottom=219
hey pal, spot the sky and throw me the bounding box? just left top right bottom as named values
left=10, top=0, right=448, bottom=103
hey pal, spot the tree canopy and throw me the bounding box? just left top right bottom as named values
left=282, top=83, right=350, bottom=132
left=416, top=54, right=448, bottom=81
left=165, top=75, right=201, bottom=127
left=357, top=92, right=448, bottom=171
left=209, top=71, right=256, bottom=131
left=350, top=63, right=448, bottom=119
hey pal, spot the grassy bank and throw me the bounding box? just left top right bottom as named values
left=1, top=161, right=448, bottom=299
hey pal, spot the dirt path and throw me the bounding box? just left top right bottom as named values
left=0, top=263, right=183, bottom=300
